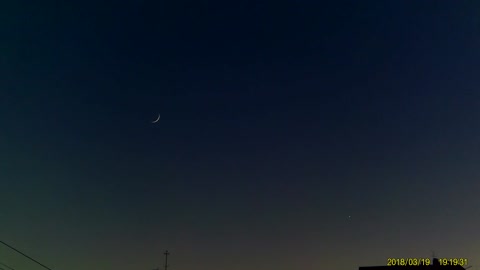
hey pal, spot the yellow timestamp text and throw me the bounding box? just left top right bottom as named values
left=438, top=258, right=468, bottom=266
left=387, top=258, right=432, bottom=266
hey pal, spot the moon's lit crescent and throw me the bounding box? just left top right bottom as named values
left=152, top=114, right=160, bottom=123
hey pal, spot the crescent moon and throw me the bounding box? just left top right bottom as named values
left=152, top=114, right=160, bottom=123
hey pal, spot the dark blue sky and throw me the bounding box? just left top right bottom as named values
left=1, top=1, right=480, bottom=270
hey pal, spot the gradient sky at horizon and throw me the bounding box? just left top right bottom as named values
left=1, top=1, right=480, bottom=270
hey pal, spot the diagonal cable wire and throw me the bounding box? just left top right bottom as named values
left=0, top=240, right=53, bottom=270
left=0, top=261, right=16, bottom=270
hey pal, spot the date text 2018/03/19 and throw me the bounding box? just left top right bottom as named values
left=387, top=258, right=468, bottom=266
left=387, top=258, right=431, bottom=266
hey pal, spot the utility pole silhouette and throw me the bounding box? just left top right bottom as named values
left=164, top=250, right=170, bottom=270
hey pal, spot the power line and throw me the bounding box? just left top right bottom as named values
left=0, top=262, right=15, bottom=270
left=0, top=240, right=54, bottom=270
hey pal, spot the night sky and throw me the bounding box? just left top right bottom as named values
left=1, top=1, right=480, bottom=270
